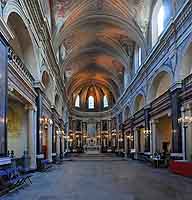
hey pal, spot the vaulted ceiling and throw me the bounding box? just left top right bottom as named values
left=51, top=0, right=153, bottom=109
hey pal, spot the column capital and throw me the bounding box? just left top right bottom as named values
left=144, top=104, right=151, bottom=110
left=170, top=82, right=182, bottom=93
left=25, top=104, right=37, bottom=111
left=33, top=81, right=44, bottom=93
left=150, top=119, right=159, bottom=125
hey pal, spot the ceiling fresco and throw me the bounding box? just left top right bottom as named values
left=51, top=0, right=153, bottom=109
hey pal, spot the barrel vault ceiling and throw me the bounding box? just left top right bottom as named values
left=51, top=0, right=153, bottom=106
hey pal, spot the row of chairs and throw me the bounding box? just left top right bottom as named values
left=0, top=166, right=32, bottom=194
left=39, top=159, right=52, bottom=171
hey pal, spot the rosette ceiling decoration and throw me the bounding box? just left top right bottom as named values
left=52, top=0, right=152, bottom=109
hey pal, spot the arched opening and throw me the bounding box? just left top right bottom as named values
left=7, top=12, right=37, bottom=78
left=152, top=0, right=165, bottom=46
left=134, top=94, right=145, bottom=113
left=181, top=43, right=192, bottom=79
left=42, top=71, right=50, bottom=89
left=75, top=95, right=80, bottom=108
left=149, top=71, right=171, bottom=102
left=88, top=96, right=94, bottom=109
left=158, top=6, right=165, bottom=36
left=103, top=95, right=108, bottom=108
left=134, top=46, right=142, bottom=73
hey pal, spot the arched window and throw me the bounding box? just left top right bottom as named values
left=134, top=46, right=142, bottom=73
left=88, top=96, right=94, bottom=109
left=75, top=95, right=80, bottom=108
left=103, top=95, right=109, bottom=108
left=138, top=47, right=142, bottom=67
left=152, top=0, right=165, bottom=46
left=158, top=6, right=164, bottom=36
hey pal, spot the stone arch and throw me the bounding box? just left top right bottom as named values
left=134, top=94, right=145, bottom=113
left=178, top=39, right=192, bottom=80
left=5, top=2, right=39, bottom=79
left=42, top=70, right=50, bottom=89
left=151, top=0, right=164, bottom=46
left=148, top=70, right=172, bottom=102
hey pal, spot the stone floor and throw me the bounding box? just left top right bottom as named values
left=2, top=160, right=192, bottom=200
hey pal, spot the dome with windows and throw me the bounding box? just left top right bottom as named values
left=72, top=83, right=115, bottom=112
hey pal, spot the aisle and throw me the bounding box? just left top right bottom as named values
left=2, top=161, right=192, bottom=200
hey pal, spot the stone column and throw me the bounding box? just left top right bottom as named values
left=170, top=85, right=182, bottom=153
left=181, top=105, right=192, bottom=160
left=35, top=88, right=42, bottom=155
left=52, top=120, right=56, bottom=154
left=62, top=134, right=65, bottom=154
left=150, top=120, right=157, bottom=154
left=134, top=128, right=138, bottom=159
left=149, top=121, right=153, bottom=154
left=124, top=132, right=128, bottom=155
left=48, top=123, right=53, bottom=162
left=144, top=107, right=151, bottom=152
left=56, top=129, right=60, bottom=157
left=186, top=106, right=192, bottom=160
left=27, top=105, right=37, bottom=170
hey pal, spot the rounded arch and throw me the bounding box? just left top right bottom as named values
left=134, top=94, right=145, bottom=113
left=88, top=96, right=94, bottom=109
left=175, top=32, right=192, bottom=81
left=54, top=14, right=146, bottom=52
left=180, top=42, right=192, bottom=80
left=41, top=70, right=50, bottom=89
left=148, top=70, right=172, bottom=102
left=75, top=95, right=80, bottom=108
left=5, top=3, right=39, bottom=79
left=151, top=0, right=165, bottom=46
left=3, top=0, right=26, bottom=24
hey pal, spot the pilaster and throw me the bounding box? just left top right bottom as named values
left=170, top=84, right=182, bottom=153
left=27, top=105, right=37, bottom=170
left=150, top=119, right=158, bottom=154
left=48, top=123, right=53, bottom=162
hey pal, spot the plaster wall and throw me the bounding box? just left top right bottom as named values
left=7, top=99, right=28, bottom=158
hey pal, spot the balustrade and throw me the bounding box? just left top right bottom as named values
left=8, top=47, right=34, bottom=84
left=183, top=73, right=192, bottom=89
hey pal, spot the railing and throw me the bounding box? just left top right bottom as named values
left=70, top=108, right=113, bottom=118
left=8, top=47, right=35, bottom=84
left=182, top=73, right=192, bottom=89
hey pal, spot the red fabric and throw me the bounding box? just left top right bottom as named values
left=169, top=160, right=192, bottom=177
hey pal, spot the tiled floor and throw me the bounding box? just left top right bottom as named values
left=2, top=160, right=192, bottom=200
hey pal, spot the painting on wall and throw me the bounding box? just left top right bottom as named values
left=87, top=123, right=96, bottom=138
left=53, top=0, right=74, bottom=29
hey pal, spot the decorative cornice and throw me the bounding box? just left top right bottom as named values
left=0, top=17, right=14, bottom=43
left=112, top=1, right=192, bottom=115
